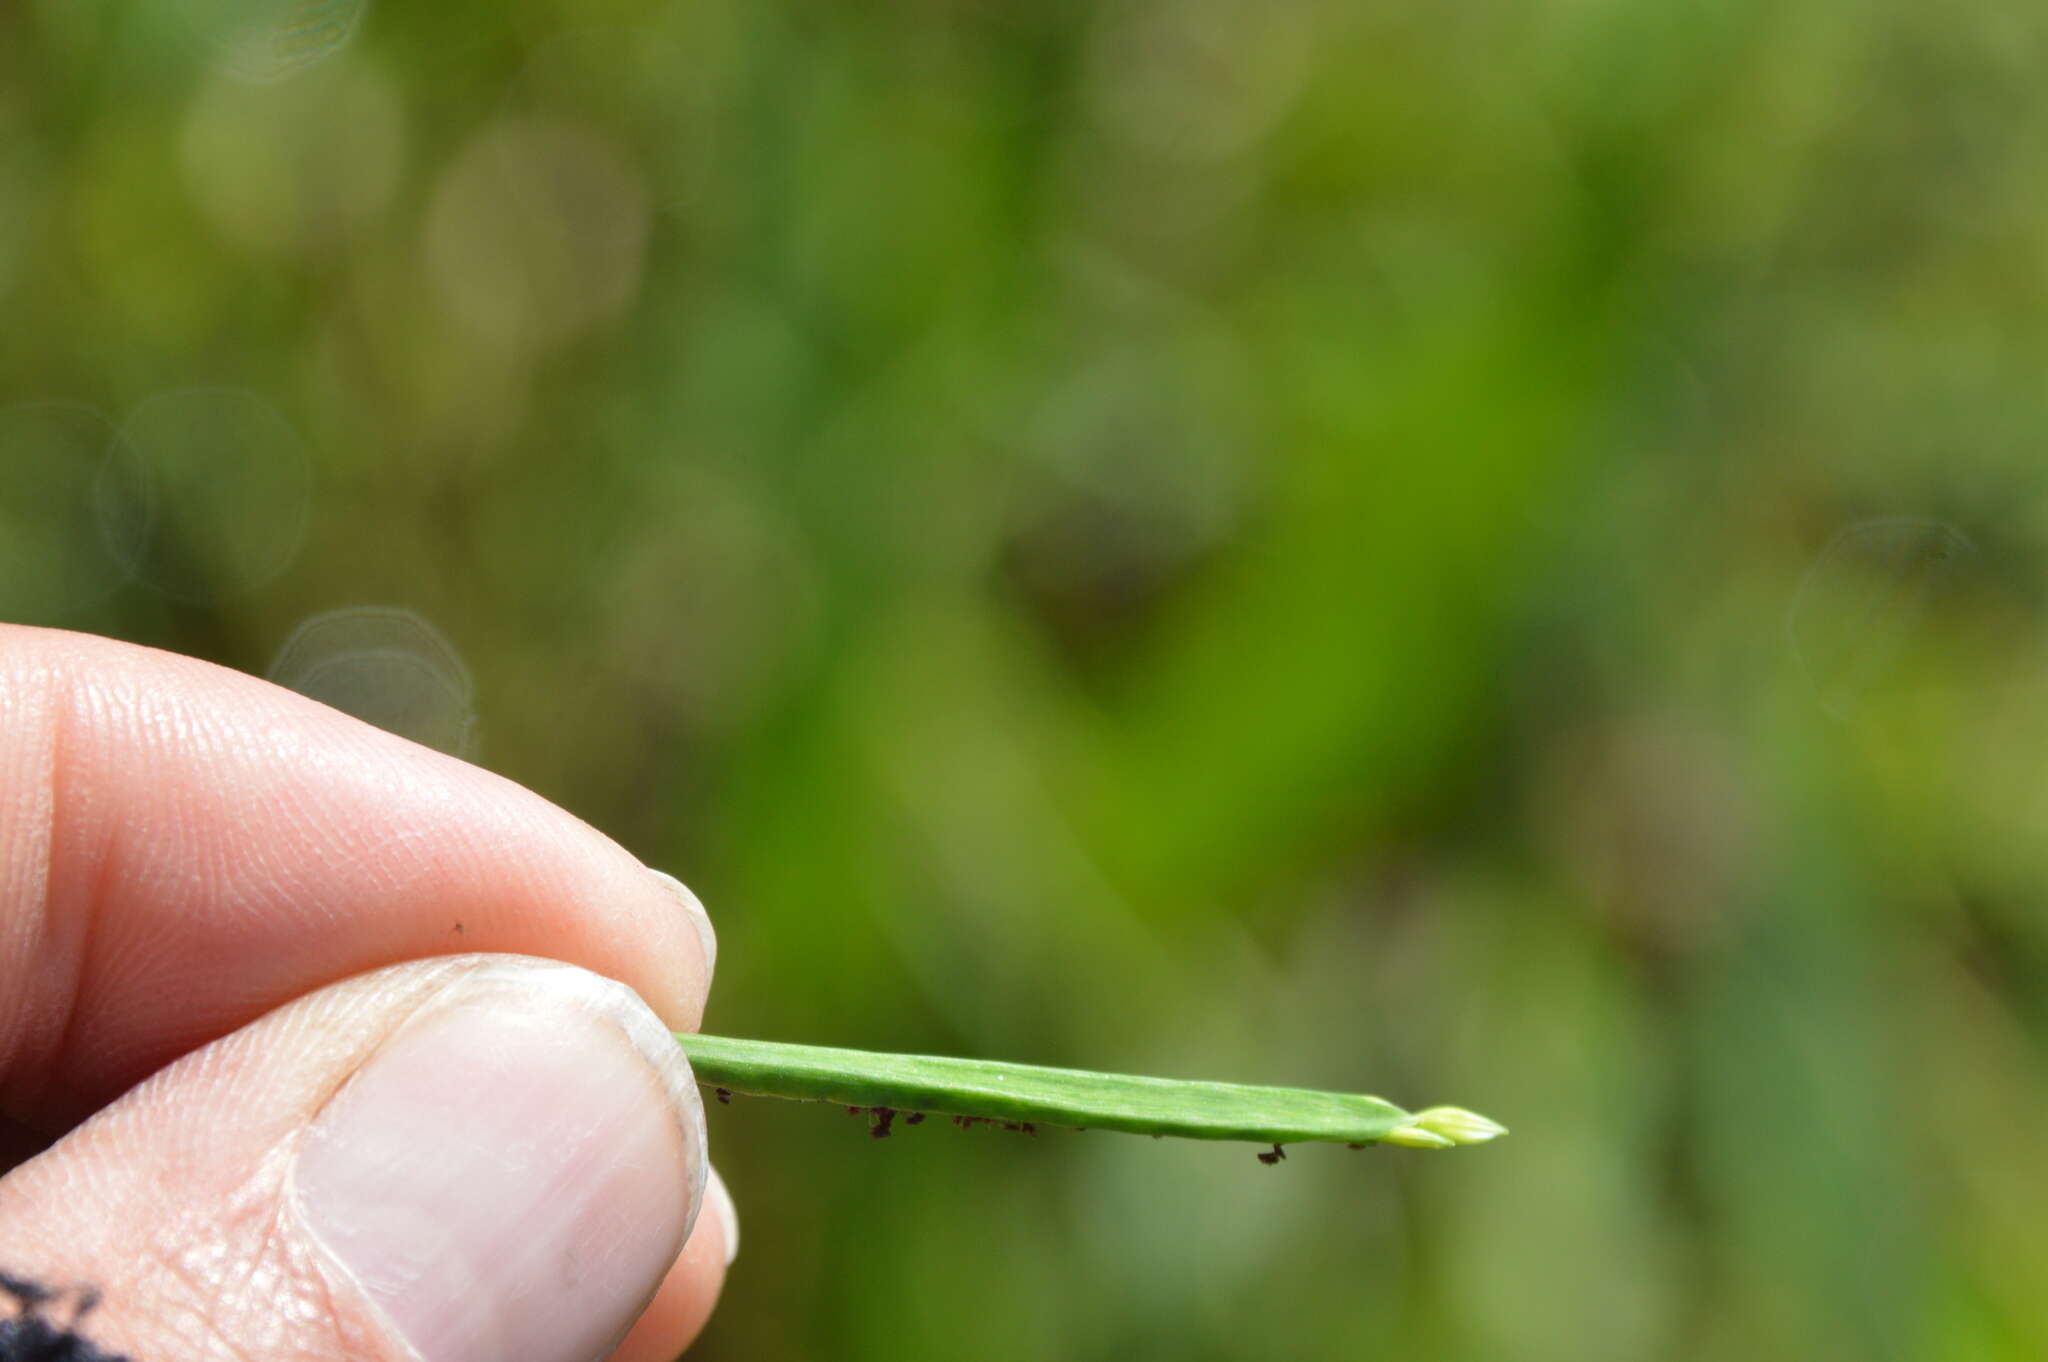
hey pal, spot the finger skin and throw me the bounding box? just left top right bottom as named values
left=0, top=625, right=712, bottom=1131
left=612, top=1190, right=735, bottom=1362
left=0, top=957, right=727, bottom=1362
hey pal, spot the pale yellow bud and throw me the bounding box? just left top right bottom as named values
left=1410, top=1106, right=1508, bottom=1144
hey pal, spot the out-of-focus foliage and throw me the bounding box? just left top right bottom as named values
left=10, top=0, right=2048, bottom=1357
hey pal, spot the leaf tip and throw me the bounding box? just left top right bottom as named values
left=1406, top=1106, right=1508, bottom=1145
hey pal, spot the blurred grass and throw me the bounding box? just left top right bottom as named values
left=12, top=0, right=2048, bottom=1358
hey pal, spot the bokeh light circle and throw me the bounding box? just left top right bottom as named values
left=424, top=118, right=652, bottom=354
left=181, top=58, right=404, bottom=256
left=268, top=607, right=478, bottom=758
left=179, top=0, right=367, bottom=82
left=99, top=386, right=313, bottom=602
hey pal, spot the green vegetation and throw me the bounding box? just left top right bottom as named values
left=10, top=0, right=2048, bottom=1358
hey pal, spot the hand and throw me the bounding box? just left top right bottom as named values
left=0, top=625, right=735, bottom=1362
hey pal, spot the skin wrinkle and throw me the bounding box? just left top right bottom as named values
left=136, top=1187, right=361, bottom=1362
left=53, top=653, right=203, bottom=1111
left=1, top=657, right=85, bottom=1127
left=47, top=667, right=123, bottom=1129
left=209, top=1175, right=333, bottom=1353
left=0, top=659, right=47, bottom=1093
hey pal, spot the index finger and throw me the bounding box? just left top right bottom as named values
left=0, top=625, right=713, bottom=1130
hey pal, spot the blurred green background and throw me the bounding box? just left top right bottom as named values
left=11, top=0, right=2048, bottom=1357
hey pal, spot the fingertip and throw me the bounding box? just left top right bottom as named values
left=605, top=1163, right=735, bottom=1362
left=646, top=870, right=717, bottom=1006
left=703, top=1163, right=739, bottom=1266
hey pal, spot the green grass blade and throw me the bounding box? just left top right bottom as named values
left=677, top=1032, right=1505, bottom=1149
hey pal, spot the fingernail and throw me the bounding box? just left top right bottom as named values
left=702, top=1164, right=740, bottom=1266
left=293, top=962, right=707, bottom=1362
left=649, top=869, right=717, bottom=980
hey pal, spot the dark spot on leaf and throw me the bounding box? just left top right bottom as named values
left=714, top=1088, right=731, bottom=1105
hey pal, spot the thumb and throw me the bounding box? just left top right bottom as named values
left=0, top=956, right=710, bottom=1362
